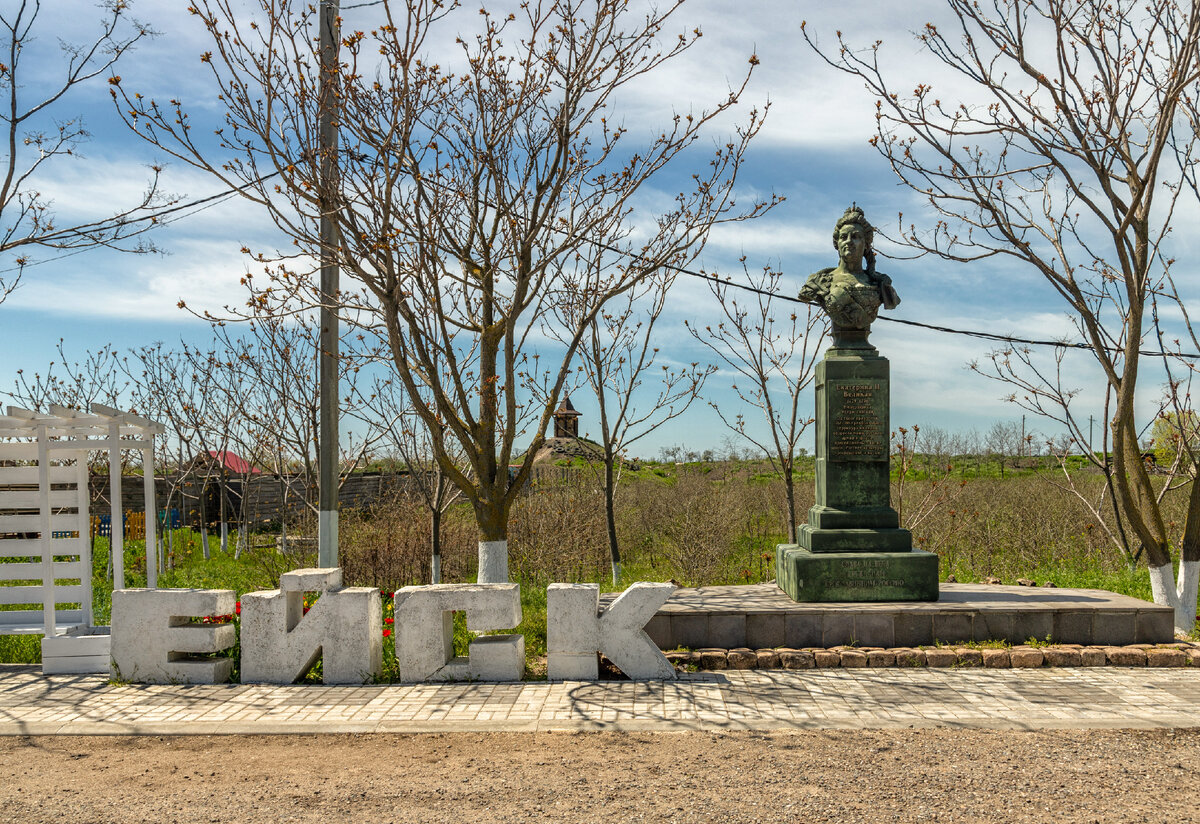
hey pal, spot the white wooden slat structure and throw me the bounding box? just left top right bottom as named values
left=0, top=404, right=165, bottom=673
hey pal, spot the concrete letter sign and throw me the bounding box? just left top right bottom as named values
left=393, top=583, right=523, bottom=682
left=546, top=582, right=675, bottom=680
left=240, top=568, right=381, bottom=684
left=110, top=588, right=236, bottom=684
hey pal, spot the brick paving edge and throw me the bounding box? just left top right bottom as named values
left=659, top=641, right=1200, bottom=671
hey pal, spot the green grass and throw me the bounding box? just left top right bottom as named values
left=2, top=515, right=1194, bottom=675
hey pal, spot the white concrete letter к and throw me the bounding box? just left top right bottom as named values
left=240, top=568, right=382, bottom=685
left=546, top=582, right=676, bottom=681
left=110, top=588, right=237, bottom=684
left=393, top=583, right=523, bottom=682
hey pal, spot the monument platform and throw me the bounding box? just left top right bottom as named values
left=628, top=583, right=1176, bottom=650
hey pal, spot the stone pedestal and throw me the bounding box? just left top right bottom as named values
left=777, top=340, right=938, bottom=602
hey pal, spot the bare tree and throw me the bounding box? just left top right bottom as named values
left=0, top=0, right=175, bottom=302
left=353, top=375, right=464, bottom=585
left=8, top=339, right=129, bottom=415
left=114, top=0, right=772, bottom=581
left=806, top=0, right=1200, bottom=632
left=220, top=314, right=388, bottom=539
left=686, top=264, right=827, bottom=543
left=555, top=276, right=713, bottom=585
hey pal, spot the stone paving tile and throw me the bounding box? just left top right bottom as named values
left=2, top=664, right=1200, bottom=734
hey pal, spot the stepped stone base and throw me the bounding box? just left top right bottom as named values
left=624, top=583, right=1176, bottom=650
left=777, top=545, right=939, bottom=602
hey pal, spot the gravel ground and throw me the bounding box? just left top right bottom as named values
left=2, top=730, right=1199, bottom=823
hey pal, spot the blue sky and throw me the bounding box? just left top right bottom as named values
left=1, top=0, right=1157, bottom=459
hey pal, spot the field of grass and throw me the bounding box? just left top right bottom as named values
left=1, top=461, right=1195, bottom=673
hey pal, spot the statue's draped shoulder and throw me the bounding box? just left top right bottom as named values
left=871, top=271, right=900, bottom=310
left=799, top=267, right=836, bottom=303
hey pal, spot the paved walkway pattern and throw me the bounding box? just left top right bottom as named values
left=2, top=664, right=1199, bottom=734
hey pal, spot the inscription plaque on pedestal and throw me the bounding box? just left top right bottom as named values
left=828, top=379, right=888, bottom=461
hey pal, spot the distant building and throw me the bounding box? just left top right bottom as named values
left=553, top=396, right=581, bottom=439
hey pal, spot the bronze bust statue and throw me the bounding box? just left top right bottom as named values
left=800, top=206, right=899, bottom=348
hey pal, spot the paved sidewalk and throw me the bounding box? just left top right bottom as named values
left=2, top=664, right=1199, bottom=735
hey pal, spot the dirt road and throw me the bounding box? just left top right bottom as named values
left=2, top=730, right=1198, bottom=823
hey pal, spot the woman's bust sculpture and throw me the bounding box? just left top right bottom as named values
left=799, top=205, right=899, bottom=347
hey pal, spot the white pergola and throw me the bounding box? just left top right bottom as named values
left=0, top=404, right=165, bottom=650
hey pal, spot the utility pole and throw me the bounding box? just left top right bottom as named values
left=318, top=0, right=340, bottom=568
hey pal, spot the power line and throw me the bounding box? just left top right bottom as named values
left=669, top=259, right=1200, bottom=361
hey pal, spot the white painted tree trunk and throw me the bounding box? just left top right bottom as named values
left=431, top=554, right=442, bottom=585
left=611, top=560, right=621, bottom=588
left=478, top=539, right=508, bottom=584
left=220, top=521, right=229, bottom=554
left=1149, top=561, right=1200, bottom=635
left=200, top=523, right=210, bottom=561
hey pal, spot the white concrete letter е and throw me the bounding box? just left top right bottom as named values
left=393, top=583, right=523, bottom=682
left=110, top=588, right=237, bottom=684
left=240, top=568, right=382, bottom=685
left=547, top=582, right=676, bottom=681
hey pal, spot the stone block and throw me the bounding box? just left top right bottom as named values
left=110, top=588, right=236, bottom=684
left=1009, top=648, right=1044, bottom=668
left=796, top=526, right=915, bottom=554
left=925, top=648, right=957, bottom=668
left=785, top=614, right=822, bottom=648
left=932, top=612, right=973, bottom=644
left=982, top=649, right=1010, bottom=668
left=822, top=613, right=856, bottom=646
left=547, top=583, right=675, bottom=681
left=708, top=614, right=746, bottom=648
left=1051, top=610, right=1094, bottom=645
left=755, top=649, right=781, bottom=669
left=777, top=546, right=938, bottom=602
left=780, top=649, right=815, bottom=669
left=1092, top=611, right=1136, bottom=646
left=672, top=614, right=710, bottom=649
left=840, top=649, right=868, bottom=667
left=643, top=615, right=672, bottom=649
left=1187, top=648, right=1200, bottom=666
left=814, top=650, right=841, bottom=667
left=1147, top=648, right=1187, bottom=667
left=279, top=567, right=342, bottom=592
left=954, top=648, right=982, bottom=667
left=1080, top=647, right=1108, bottom=667
left=241, top=581, right=381, bottom=685
left=727, top=648, right=757, bottom=669
left=894, top=647, right=925, bottom=667
left=1105, top=646, right=1146, bottom=667
left=1011, top=611, right=1053, bottom=644
left=852, top=612, right=895, bottom=647
left=394, top=583, right=523, bottom=682
left=1135, top=610, right=1175, bottom=644
left=867, top=650, right=895, bottom=667
left=1041, top=648, right=1081, bottom=667
left=746, top=613, right=785, bottom=648
left=698, top=648, right=728, bottom=670
left=973, top=611, right=1013, bottom=644
left=893, top=612, right=934, bottom=647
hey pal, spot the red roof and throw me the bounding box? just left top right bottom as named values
left=207, top=450, right=261, bottom=475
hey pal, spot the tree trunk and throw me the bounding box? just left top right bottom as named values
left=198, top=485, right=211, bottom=561
left=783, top=464, right=798, bottom=545
left=431, top=508, right=442, bottom=584
left=605, top=457, right=621, bottom=587
left=475, top=481, right=509, bottom=583
left=218, top=474, right=229, bottom=554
